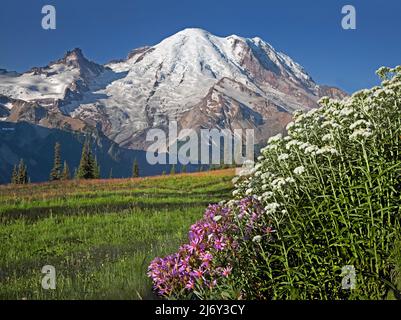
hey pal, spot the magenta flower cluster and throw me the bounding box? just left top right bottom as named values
left=147, top=197, right=270, bottom=297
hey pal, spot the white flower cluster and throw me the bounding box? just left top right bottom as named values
left=349, top=128, right=372, bottom=140
left=293, top=166, right=305, bottom=175
left=232, top=65, right=401, bottom=225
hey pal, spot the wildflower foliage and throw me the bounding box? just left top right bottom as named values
left=149, top=67, right=401, bottom=299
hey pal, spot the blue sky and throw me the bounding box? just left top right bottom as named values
left=0, top=0, right=400, bottom=93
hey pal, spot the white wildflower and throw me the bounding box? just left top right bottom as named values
left=286, top=122, right=295, bottom=130
left=318, top=97, right=330, bottom=105
left=261, top=172, right=271, bottom=180
left=265, top=202, right=280, bottom=214
left=340, top=107, right=354, bottom=116
left=299, top=142, right=310, bottom=150
left=316, top=146, right=339, bottom=156
left=294, top=113, right=305, bottom=123
left=322, top=134, right=334, bottom=142
left=268, top=133, right=283, bottom=144
left=350, top=128, right=373, bottom=140
left=305, top=108, right=319, bottom=118
left=285, top=177, right=295, bottom=183
left=265, top=144, right=279, bottom=151
left=285, top=140, right=300, bottom=150
left=252, top=235, right=262, bottom=243
left=321, top=121, right=333, bottom=128
left=271, top=178, right=286, bottom=190
left=350, top=119, right=371, bottom=130
left=304, top=145, right=318, bottom=154
left=294, top=166, right=306, bottom=175
left=322, top=120, right=341, bottom=129
left=262, top=191, right=274, bottom=199
left=278, top=153, right=290, bottom=161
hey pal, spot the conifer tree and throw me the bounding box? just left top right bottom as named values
left=77, top=140, right=95, bottom=179
left=93, top=156, right=101, bottom=179
left=17, top=159, right=28, bottom=184
left=132, top=159, right=139, bottom=178
left=11, top=165, right=18, bottom=184
left=50, top=142, right=62, bottom=181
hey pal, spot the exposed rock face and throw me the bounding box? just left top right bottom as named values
left=0, top=28, right=348, bottom=152
left=179, top=77, right=293, bottom=146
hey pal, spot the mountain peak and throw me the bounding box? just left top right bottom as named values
left=62, top=48, right=86, bottom=65
left=175, top=27, right=210, bottom=36
left=65, top=48, right=84, bottom=58
left=0, top=29, right=347, bottom=153
left=57, top=48, right=105, bottom=79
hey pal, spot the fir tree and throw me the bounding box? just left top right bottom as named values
left=11, top=165, right=18, bottom=184
left=50, top=142, right=62, bottom=181
left=93, top=156, right=101, bottom=179
left=17, top=159, right=28, bottom=184
left=77, top=140, right=95, bottom=180
left=132, top=159, right=139, bottom=178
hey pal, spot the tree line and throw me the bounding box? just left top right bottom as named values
left=10, top=140, right=234, bottom=184
left=11, top=140, right=141, bottom=184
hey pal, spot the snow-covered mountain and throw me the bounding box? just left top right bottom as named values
left=0, top=28, right=347, bottom=150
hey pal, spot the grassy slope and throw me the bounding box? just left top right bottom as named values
left=0, top=169, right=235, bottom=300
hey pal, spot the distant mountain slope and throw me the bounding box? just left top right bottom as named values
left=0, top=28, right=347, bottom=183
left=0, top=121, right=166, bottom=184
left=0, top=29, right=346, bottom=145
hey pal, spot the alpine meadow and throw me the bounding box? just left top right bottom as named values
left=0, top=170, right=235, bottom=299
left=1, top=0, right=401, bottom=303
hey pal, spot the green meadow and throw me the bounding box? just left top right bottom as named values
left=0, top=170, right=235, bottom=300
